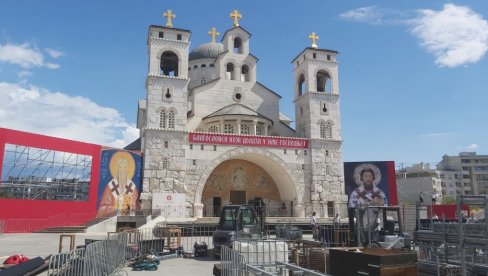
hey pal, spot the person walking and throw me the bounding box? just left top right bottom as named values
left=310, top=211, right=318, bottom=241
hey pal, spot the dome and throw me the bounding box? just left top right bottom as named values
left=189, top=42, right=223, bottom=61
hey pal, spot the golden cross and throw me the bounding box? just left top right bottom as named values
left=308, top=32, right=319, bottom=48
left=230, top=10, right=242, bottom=27
left=208, top=27, right=220, bottom=43
left=163, top=10, right=176, bottom=28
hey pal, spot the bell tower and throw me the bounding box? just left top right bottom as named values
left=140, top=10, right=191, bottom=212
left=293, top=32, right=341, bottom=140
left=292, top=32, right=346, bottom=217
left=145, top=9, right=190, bottom=130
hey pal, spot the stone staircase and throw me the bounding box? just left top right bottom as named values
left=33, top=215, right=116, bottom=233
left=33, top=225, right=87, bottom=233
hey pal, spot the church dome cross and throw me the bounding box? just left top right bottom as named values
left=163, top=9, right=176, bottom=28
left=230, top=10, right=242, bottom=27
left=308, top=32, right=319, bottom=48
left=208, top=27, right=220, bottom=43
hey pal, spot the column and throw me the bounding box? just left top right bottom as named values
left=193, top=203, right=204, bottom=218
left=252, top=120, right=257, bottom=135
left=264, top=123, right=268, bottom=136
left=220, top=119, right=224, bottom=133
left=237, top=119, right=241, bottom=135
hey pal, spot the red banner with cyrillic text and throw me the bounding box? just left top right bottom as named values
left=188, top=132, right=308, bottom=149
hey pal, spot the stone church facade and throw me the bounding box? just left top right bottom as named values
left=136, top=10, right=347, bottom=218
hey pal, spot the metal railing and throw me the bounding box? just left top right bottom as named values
left=316, top=224, right=349, bottom=247
left=48, top=232, right=128, bottom=276
left=221, top=242, right=329, bottom=276
left=0, top=219, right=4, bottom=236
left=45, top=223, right=341, bottom=275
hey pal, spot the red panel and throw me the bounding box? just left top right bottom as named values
left=0, top=129, right=5, bottom=182
left=189, top=132, right=309, bottom=149
left=0, top=128, right=102, bottom=232
left=430, top=204, right=470, bottom=219
left=387, top=161, right=398, bottom=205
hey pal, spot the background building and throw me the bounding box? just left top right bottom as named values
left=438, top=152, right=488, bottom=196
left=396, top=163, right=442, bottom=205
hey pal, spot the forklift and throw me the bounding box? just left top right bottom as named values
left=212, top=198, right=266, bottom=258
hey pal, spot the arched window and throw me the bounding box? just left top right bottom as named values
left=240, top=124, right=250, bottom=134
left=325, top=121, right=333, bottom=140
left=298, top=74, right=305, bottom=96
left=160, top=51, right=179, bottom=77
left=193, top=65, right=198, bottom=69
left=256, top=124, right=263, bottom=135
left=201, top=64, right=206, bottom=68
left=241, top=65, right=250, bottom=82
left=326, top=165, right=331, bottom=175
left=226, top=63, right=235, bottom=80
left=209, top=125, right=219, bottom=133
left=209, top=64, right=215, bottom=68
left=233, top=37, right=243, bottom=54
left=159, top=110, right=166, bottom=128
left=224, top=124, right=234, bottom=134
left=319, top=121, right=326, bottom=139
left=168, top=110, right=175, bottom=129
left=201, top=78, right=206, bottom=85
left=317, top=70, right=331, bottom=93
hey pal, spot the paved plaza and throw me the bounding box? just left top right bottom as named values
left=0, top=233, right=219, bottom=276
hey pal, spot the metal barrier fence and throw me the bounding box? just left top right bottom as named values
left=45, top=223, right=340, bottom=275
left=2, top=211, right=101, bottom=233
left=155, top=223, right=217, bottom=255
left=203, top=205, right=291, bottom=217
left=316, top=224, right=349, bottom=247
left=48, top=232, right=128, bottom=276
left=0, top=219, right=4, bottom=236
left=221, top=244, right=248, bottom=276
left=221, top=241, right=329, bottom=276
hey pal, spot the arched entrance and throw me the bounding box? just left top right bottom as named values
left=194, top=148, right=300, bottom=217
left=202, top=159, right=281, bottom=216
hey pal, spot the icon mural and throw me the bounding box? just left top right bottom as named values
left=97, top=149, right=142, bottom=217
left=344, top=161, right=397, bottom=208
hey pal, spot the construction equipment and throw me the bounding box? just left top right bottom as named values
left=212, top=199, right=266, bottom=258
left=349, top=205, right=412, bottom=249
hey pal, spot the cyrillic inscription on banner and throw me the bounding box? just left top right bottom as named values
left=189, top=132, right=308, bottom=149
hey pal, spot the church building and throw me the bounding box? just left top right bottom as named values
left=135, top=10, right=347, bottom=218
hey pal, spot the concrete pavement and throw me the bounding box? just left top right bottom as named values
left=0, top=233, right=218, bottom=276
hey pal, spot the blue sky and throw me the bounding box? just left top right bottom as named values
left=0, top=1, right=487, bottom=168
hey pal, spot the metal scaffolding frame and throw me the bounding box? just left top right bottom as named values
left=414, top=195, right=488, bottom=275
left=0, top=143, right=92, bottom=201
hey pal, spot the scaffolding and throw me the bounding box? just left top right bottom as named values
left=414, top=195, right=488, bottom=275
left=0, top=143, right=92, bottom=201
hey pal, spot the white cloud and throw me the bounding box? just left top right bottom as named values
left=466, top=143, right=479, bottom=151
left=45, top=63, right=60, bottom=69
left=44, top=48, right=64, bottom=58
left=419, top=132, right=452, bottom=138
left=0, top=43, right=60, bottom=69
left=0, top=82, right=138, bottom=148
left=409, top=4, right=488, bottom=68
left=18, top=70, right=33, bottom=79
left=340, top=6, right=384, bottom=25
left=339, top=6, right=409, bottom=25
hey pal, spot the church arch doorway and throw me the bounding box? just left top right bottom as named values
left=197, top=149, right=299, bottom=218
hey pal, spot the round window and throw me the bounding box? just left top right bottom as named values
left=233, top=91, right=243, bottom=102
